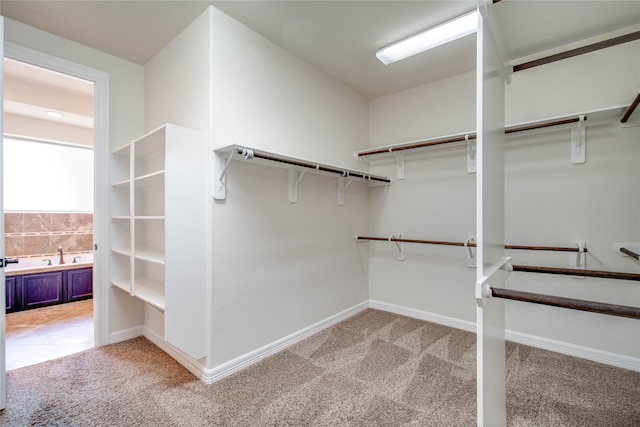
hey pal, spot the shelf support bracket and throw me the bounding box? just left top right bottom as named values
left=571, top=115, right=586, bottom=164
left=466, top=134, right=477, bottom=174
left=465, top=237, right=477, bottom=267
left=570, top=240, right=586, bottom=279
left=395, top=152, right=405, bottom=180
left=392, top=234, right=405, bottom=261
left=213, top=151, right=235, bottom=200
left=337, top=174, right=354, bottom=206
left=288, top=169, right=307, bottom=203
left=475, top=257, right=512, bottom=308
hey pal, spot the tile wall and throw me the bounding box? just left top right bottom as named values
left=4, top=212, right=93, bottom=258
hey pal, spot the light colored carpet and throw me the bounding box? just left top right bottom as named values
left=1, top=309, right=638, bottom=426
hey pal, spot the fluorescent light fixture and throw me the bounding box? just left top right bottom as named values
left=376, top=10, right=478, bottom=65
left=46, top=110, right=63, bottom=118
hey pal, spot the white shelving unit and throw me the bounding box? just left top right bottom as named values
left=109, top=123, right=208, bottom=359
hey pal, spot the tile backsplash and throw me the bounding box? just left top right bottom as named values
left=5, top=212, right=93, bottom=258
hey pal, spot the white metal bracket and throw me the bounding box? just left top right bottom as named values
left=613, top=243, right=640, bottom=261
left=570, top=240, right=586, bottom=278
left=337, top=173, right=354, bottom=206
left=213, top=150, right=235, bottom=200
left=465, top=237, right=477, bottom=268
left=288, top=169, right=307, bottom=203
left=466, top=134, right=477, bottom=174
left=392, top=234, right=405, bottom=261
left=475, top=257, right=512, bottom=308
left=395, top=152, right=405, bottom=180
left=571, top=115, right=586, bottom=164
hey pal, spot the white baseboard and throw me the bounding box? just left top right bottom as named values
left=108, top=326, right=144, bottom=344
left=142, top=327, right=209, bottom=382
left=201, top=301, right=369, bottom=384
left=369, top=300, right=640, bottom=372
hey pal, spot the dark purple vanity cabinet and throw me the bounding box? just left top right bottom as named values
left=5, top=276, right=17, bottom=313
left=5, top=267, right=93, bottom=312
left=66, top=268, right=93, bottom=302
left=21, top=272, right=64, bottom=310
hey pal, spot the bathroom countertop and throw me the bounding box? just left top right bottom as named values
left=5, top=254, right=94, bottom=277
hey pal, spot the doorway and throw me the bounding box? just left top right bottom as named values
left=3, top=58, right=96, bottom=369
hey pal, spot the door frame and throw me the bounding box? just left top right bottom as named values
left=3, top=43, right=110, bottom=347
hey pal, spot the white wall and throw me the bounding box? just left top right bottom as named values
left=368, top=42, right=640, bottom=360
left=4, top=18, right=146, bottom=334
left=143, top=6, right=371, bottom=369
left=208, top=7, right=370, bottom=366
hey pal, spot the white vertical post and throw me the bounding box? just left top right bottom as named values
left=0, top=16, right=6, bottom=411
left=476, top=2, right=509, bottom=426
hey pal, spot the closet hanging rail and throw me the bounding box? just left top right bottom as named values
left=620, top=247, right=640, bottom=261
left=621, top=93, right=640, bottom=124
left=355, top=235, right=586, bottom=252
left=512, top=30, right=640, bottom=72
left=490, top=287, right=640, bottom=320
left=512, top=264, right=640, bottom=281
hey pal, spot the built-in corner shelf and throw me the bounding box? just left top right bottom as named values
left=108, top=123, right=208, bottom=359
left=355, top=105, right=634, bottom=178
left=213, top=144, right=392, bottom=205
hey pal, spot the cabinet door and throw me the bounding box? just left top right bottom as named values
left=5, top=277, right=17, bottom=313
left=21, top=272, right=63, bottom=310
left=67, top=268, right=93, bottom=302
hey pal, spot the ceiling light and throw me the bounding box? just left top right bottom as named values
left=376, top=10, right=478, bottom=65
left=46, top=110, right=64, bottom=118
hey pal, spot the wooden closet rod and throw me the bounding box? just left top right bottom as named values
left=234, top=148, right=391, bottom=184
left=620, top=93, right=640, bottom=123
left=355, top=236, right=586, bottom=252
left=512, top=264, right=640, bottom=281
left=357, top=115, right=588, bottom=158
left=620, top=247, right=640, bottom=261
left=490, top=287, right=640, bottom=320
left=513, top=30, right=640, bottom=72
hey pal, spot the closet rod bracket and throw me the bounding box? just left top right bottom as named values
left=288, top=169, right=308, bottom=203
left=392, top=234, right=405, bottom=261
left=465, top=237, right=477, bottom=267
left=570, top=115, right=586, bottom=164
left=475, top=257, right=512, bottom=308
left=466, top=134, right=477, bottom=174
left=213, top=150, right=236, bottom=200
left=570, top=241, right=586, bottom=279
left=337, top=174, right=354, bottom=206
left=395, top=152, right=405, bottom=180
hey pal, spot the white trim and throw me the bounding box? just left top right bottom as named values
left=369, top=299, right=477, bottom=333
left=369, top=300, right=640, bottom=372
left=4, top=42, right=111, bottom=348
left=142, top=327, right=209, bottom=382
left=201, top=301, right=369, bottom=384
left=109, top=326, right=143, bottom=344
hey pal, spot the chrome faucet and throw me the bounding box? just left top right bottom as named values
left=58, top=246, right=65, bottom=265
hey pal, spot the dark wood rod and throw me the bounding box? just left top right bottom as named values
left=490, top=287, right=640, bottom=320
left=355, top=236, right=586, bottom=252
left=357, top=115, right=587, bottom=158
left=504, top=117, right=583, bottom=134
left=513, top=31, right=640, bottom=72
left=512, top=264, right=640, bottom=281
left=621, top=247, right=640, bottom=261
left=621, top=93, right=640, bottom=123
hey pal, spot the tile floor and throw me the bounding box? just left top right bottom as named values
left=6, top=299, right=94, bottom=371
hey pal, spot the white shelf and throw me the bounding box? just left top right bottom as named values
left=134, top=247, right=165, bottom=264
left=108, top=123, right=208, bottom=359
left=111, top=248, right=132, bottom=257
left=133, top=277, right=165, bottom=310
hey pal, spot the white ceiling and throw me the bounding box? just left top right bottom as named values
left=1, top=1, right=639, bottom=99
